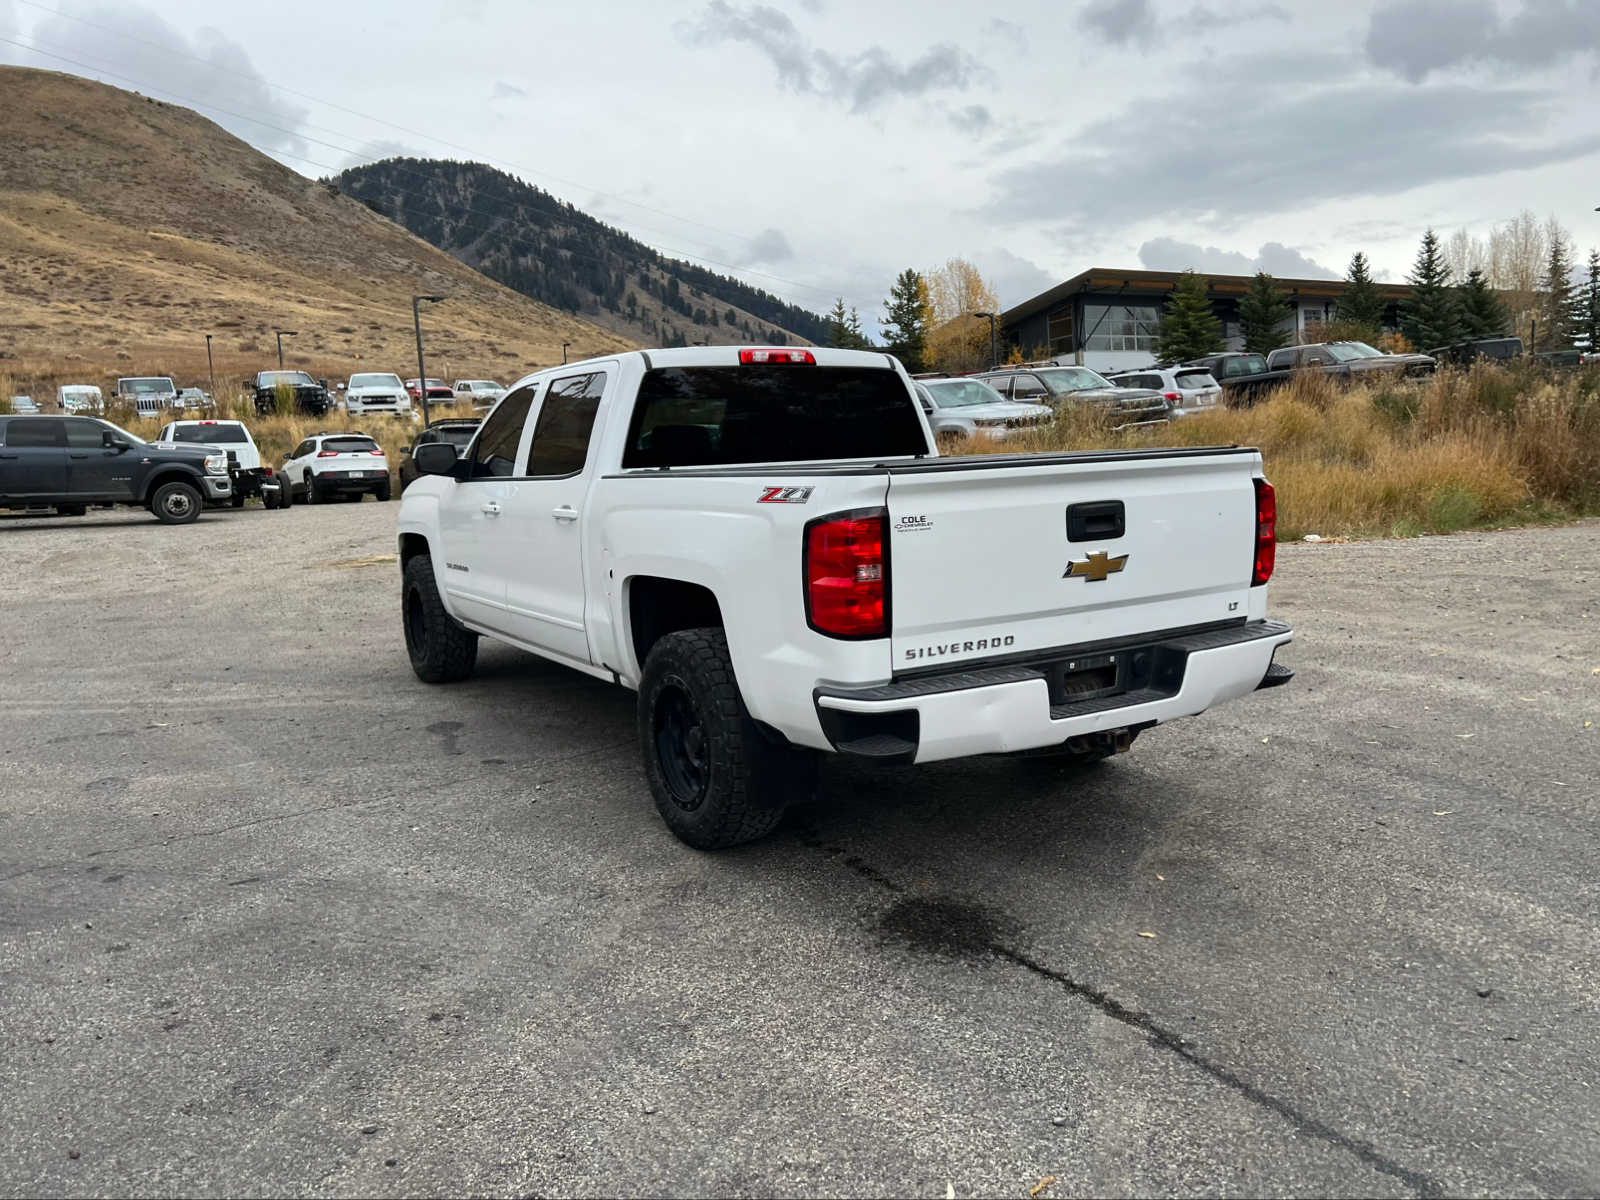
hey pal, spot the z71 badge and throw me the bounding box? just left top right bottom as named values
left=757, top=486, right=813, bottom=504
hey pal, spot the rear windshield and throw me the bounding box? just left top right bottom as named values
left=429, top=425, right=480, bottom=446
left=323, top=437, right=378, bottom=453
left=622, top=366, right=926, bottom=468
left=169, top=424, right=248, bottom=444
left=1175, top=371, right=1218, bottom=389
left=1222, top=355, right=1269, bottom=377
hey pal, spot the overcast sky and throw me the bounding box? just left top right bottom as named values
left=4, top=0, right=1598, bottom=334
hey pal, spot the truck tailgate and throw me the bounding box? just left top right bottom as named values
left=887, top=449, right=1261, bottom=669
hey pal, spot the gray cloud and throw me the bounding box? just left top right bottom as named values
left=984, top=18, right=1027, bottom=50
left=985, top=82, right=1600, bottom=232
left=1082, top=0, right=1153, bottom=44
left=948, top=104, right=992, bottom=135
left=23, top=3, right=309, bottom=159
left=728, top=227, right=794, bottom=266
left=981, top=247, right=1057, bottom=308
left=490, top=80, right=526, bottom=102
left=1366, top=0, right=1600, bottom=81
left=1138, top=238, right=1337, bottom=279
left=1080, top=0, right=1286, bottom=47
left=677, top=1, right=986, bottom=112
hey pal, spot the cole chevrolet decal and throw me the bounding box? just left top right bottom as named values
left=1064, top=550, right=1128, bottom=582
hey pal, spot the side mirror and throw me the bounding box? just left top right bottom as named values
left=413, top=441, right=460, bottom=477
left=103, top=432, right=127, bottom=450
left=319, top=379, right=328, bottom=389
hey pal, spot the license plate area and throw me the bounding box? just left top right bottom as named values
left=1047, top=652, right=1127, bottom=704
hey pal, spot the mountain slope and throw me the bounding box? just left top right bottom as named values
left=335, top=159, right=829, bottom=348
left=0, top=67, right=631, bottom=392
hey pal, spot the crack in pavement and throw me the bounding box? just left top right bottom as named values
left=799, top=825, right=1444, bottom=1198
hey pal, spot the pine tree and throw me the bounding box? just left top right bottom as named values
left=1457, top=269, right=1509, bottom=339
left=1535, top=231, right=1577, bottom=350
left=1340, top=251, right=1386, bottom=333
left=826, top=297, right=851, bottom=348
left=1399, top=230, right=1462, bottom=350
left=1583, top=249, right=1600, bottom=352
left=1155, top=271, right=1223, bottom=364
left=846, top=306, right=872, bottom=349
left=1237, top=272, right=1291, bottom=355
left=881, top=268, right=930, bottom=371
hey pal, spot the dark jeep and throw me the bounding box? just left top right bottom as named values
left=249, top=370, right=332, bottom=416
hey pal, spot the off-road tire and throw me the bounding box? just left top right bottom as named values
left=402, top=554, right=477, bottom=684
left=375, top=480, right=392, bottom=502
left=279, top=479, right=292, bottom=508
left=638, top=628, right=816, bottom=850
left=149, top=480, right=202, bottom=525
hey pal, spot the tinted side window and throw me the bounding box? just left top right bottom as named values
left=469, top=384, right=536, bottom=477
left=1011, top=375, right=1047, bottom=399
left=64, top=421, right=104, bottom=448
left=984, top=376, right=1011, bottom=398
left=7, top=420, right=64, bottom=447
left=526, top=371, right=605, bottom=477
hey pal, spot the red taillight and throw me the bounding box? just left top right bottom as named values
left=371, top=449, right=385, bottom=456
left=1252, top=478, right=1276, bottom=586
left=805, top=510, right=888, bottom=638
left=740, top=348, right=816, bottom=365
left=1164, top=390, right=1181, bottom=404
left=316, top=450, right=339, bottom=457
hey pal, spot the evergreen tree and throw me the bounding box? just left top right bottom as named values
left=826, top=297, right=851, bottom=348
left=1340, top=251, right=1386, bottom=333
left=1535, top=231, right=1577, bottom=349
left=1155, top=271, right=1223, bottom=364
left=1457, top=269, right=1509, bottom=339
left=1237, top=272, right=1291, bottom=354
left=1399, top=230, right=1462, bottom=350
left=846, top=306, right=872, bottom=349
left=1583, top=249, right=1600, bottom=352
left=881, top=268, right=930, bottom=371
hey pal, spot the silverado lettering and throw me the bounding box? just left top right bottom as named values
left=904, top=636, right=1016, bottom=662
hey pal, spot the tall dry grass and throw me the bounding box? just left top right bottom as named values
left=957, top=362, right=1600, bottom=540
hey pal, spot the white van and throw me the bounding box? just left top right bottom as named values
left=58, top=384, right=104, bottom=413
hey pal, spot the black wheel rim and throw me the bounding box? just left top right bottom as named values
left=654, top=681, right=708, bottom=811
left=403, top=584, right=426, bottom=656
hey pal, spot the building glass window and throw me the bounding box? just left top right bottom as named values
left=1083, top=303, right=1162, bottom=353
left=1046, top=307, right=1075, bottom=356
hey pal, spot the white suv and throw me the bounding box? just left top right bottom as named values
left=1105, top=366, right=1222, bottom=418
left=344, top=372, right=414, bottom=417
left=279, top=432, right=392, bottom=503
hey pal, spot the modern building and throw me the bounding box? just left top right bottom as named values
left=1000, top=267, right=1414, bottom=373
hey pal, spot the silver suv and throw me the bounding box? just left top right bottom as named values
left=1105, top=366, right=1222, bottom=418
left=973, top=365, right=1170, bottom=429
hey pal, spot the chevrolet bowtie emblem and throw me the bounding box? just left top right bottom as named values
left=1065, top=550, right=1128, bottom=582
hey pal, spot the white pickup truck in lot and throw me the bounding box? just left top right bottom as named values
left=397, top=347, right=1293, bottom=848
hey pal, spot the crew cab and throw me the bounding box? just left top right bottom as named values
left=1265, top=341, right=1435, bottom=378
left=249, top=370, right=333, bottom=416
left=1180, top=352, right=1291, bottom=405
left=396, top=347, right=1293, bottom=850
left=345, top=372, right=414, bottom=417
left=0, top=414, right=231, bottom=522
left=452, top=379, right=505, bottom=406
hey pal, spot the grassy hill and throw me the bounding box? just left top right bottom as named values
left=0, top=67, right=633, bottom=402
left=336, top=159, right=829, bottom=348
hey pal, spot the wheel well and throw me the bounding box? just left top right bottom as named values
left=143, top=469, right=201, bottom=501
left=399, top=532, right=429, bottom=565
left=629, top=577, right=723, bottom=668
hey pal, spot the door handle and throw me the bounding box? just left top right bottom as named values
left=0, top=453, right=18, bottom=459
left=481, top=501, right=502, bottom=516
left=551, top=505, right=578, bottom=522
left=70, top=452, right=89, bottom=459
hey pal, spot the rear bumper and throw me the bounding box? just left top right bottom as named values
left=814, top=619, right=1293, bottom=764
left=313, top=471, right=388, bottom=491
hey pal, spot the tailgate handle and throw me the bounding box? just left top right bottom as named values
left=1066, top=500, right=1125, bottom=542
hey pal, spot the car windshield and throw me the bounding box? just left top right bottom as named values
left=1337, top=342, right=1385, bottom=359
left=925, top=379, right=1007, bottom=408
left=1175, top=371, right=1218, bottom=389
left=350, top=374, right=403, bottom=389
left=1037, top=367, right=1113, bottom=394
left=261, top=371, right=316, bottom=387
left=124, top=378, right=174, bottom=393
left=323, top=437, right=379, bottom=454
left=168, top=423, right=247, bottom=444
left=1324, top=344, right=1367, bottom=362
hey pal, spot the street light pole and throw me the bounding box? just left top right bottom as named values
left=413, top=294, right=446, bottom=425
left=974, top=311, right=998, bottom=368
left=275, top=330, right=297, bottom=369
left=204, top=334, right=215, bottom=403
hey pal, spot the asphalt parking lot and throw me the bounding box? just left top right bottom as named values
left=2, top=503, right=1597, bottom=1198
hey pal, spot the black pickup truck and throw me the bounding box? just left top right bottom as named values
left=249, top=369, right=333, bottom=416
left=0, top=415, right=232, bottom=524
left=1180, top=352, right=1291, bottom=405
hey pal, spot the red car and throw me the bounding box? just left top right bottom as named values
left=405, top=378, right=454, bottom=402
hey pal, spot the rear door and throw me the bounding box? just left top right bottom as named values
left=886, top=450, right=1261, bottom=670
left=0, top=419, right=68, bottom=498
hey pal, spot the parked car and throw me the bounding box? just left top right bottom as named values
left=452, top=379, right=505, bottom=405
left=1425, top=337, right=1523, bottom=367
left=114, top=376, right=179, bottom=418
left=973, top=364, right=1170, bottom=429
left=1531, top=348, right=1584, bottom=368
left=278, top=432, right=391, bottom=503
left=0, top=414, right=231, bottom=522
left=248, top=370, right=333, bottom=416
left=176, top=387, right=213, bottom=412
left=398, top=418, right=481, bottom=491
left=155, top=419, right=280, bottom=510
left=9, top=395, right=39, bottom=414
left=1106, top=366, right=1222, bottom=418
left=57, top=385, right=104, bottom=413
left=912, top=377, right=1052, bottom=444
left=405, top=378, right=454, bottom=404
left=344, top=371, right=414, bottom=417
left=397, top=346, right=1293, bottom=849
left=1265, top=341, right=1435, bottom=377
left=1179, top=352, right=1291, bottom=405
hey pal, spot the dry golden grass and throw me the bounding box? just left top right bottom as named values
left=0, top=67, right=633, bottom=399
left=958, top=363, right=1600, bottom=540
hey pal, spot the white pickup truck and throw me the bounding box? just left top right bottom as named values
left=397, top=347, right=1293, bottom=848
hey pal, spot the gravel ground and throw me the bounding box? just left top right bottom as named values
left=1, top=503, right=1596, bottom=1198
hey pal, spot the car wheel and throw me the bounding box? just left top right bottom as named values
left=263, top=485, right=279, bottom=510
left=375, top=480, right=392, bottom=502
left=149, top=480, right=202, bottom=525
left=230, top=492, right=246, bottom=509
left=278, top=478, right=292, bottom=509
left=638, top=628, right=815, bottom=850
left=305, top=476, right=320, bottom=504
left=402, top=554, right=478, bottom=684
